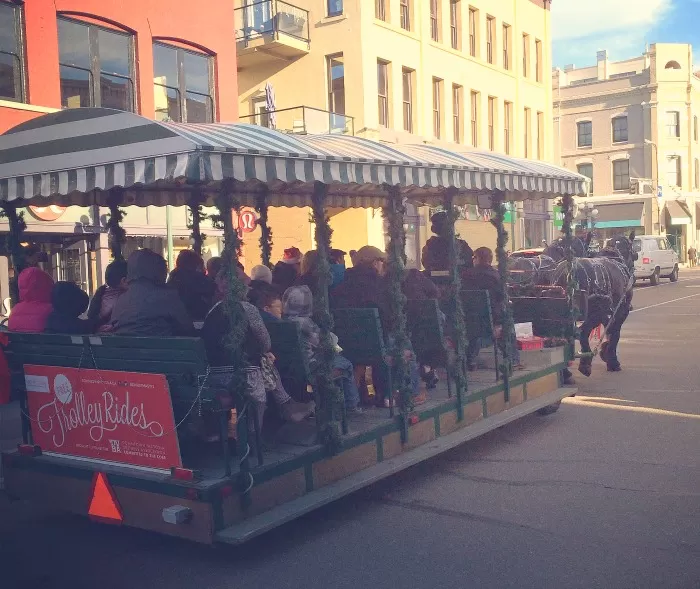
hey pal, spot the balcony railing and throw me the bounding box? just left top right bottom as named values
left=235, top=0, right=310, bottom=47
left=239, top=106, right=354, bottom=136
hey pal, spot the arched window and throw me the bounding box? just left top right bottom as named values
left=665, top=60, right=681, bottom=70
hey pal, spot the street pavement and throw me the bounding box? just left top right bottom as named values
left=2, top=271, right=700, bottom=589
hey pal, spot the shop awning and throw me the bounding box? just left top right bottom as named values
left=591, top=202, right=644, bottom=228
left=0, top=108, right=587, bottom=208
left=666, top=200, right=692, bottom=225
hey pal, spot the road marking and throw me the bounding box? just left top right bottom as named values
left=630, top=292, right=700, bottom=313
left=565, top=398, right=700, bottom=420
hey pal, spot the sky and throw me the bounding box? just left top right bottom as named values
left=551, top=0, right=700, bottom=69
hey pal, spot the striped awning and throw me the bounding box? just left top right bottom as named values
left=0, top=108, right=587, bottom=208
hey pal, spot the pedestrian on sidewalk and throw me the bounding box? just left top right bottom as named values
left=688, top=246, right=696, bottom=268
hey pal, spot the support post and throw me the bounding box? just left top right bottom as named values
left=106, top=191, right=126, bottom=261
left=310, top=181, right=345, bottom=450
left=166, top=205, right=174, bottom=269
left=561, top=194, right=576, bottom=361
left=490, top=190, right=514, bottom=402
left=383, top=185, right=413, bottom=442
left=214, top=180, right=253, bottom=508
left=255, top=190, right=273, bottom=267
left=443, top=188, right=467, bottom=421
left=1, top=202, right=27, bottom=305
left=187, top=191, right=205, bottom=257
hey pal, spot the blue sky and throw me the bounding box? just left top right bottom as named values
left=552, top=0, right=700, bottom=69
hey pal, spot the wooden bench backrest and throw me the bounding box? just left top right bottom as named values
left=264, top=320, right=310, bottom=398
left=332, top=308, right=386, bottom=366
left=6, top=333, right=209, bottom=404
left=405, top=298, right=445, bottom=358
left=461, top=290, right=494, bottom=340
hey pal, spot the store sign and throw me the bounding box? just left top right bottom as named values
left=24, top=365, right=182, bottom=470
left=231, top=208, right=258, bottom=235
left=28, top=205, right=66, bottom=222
left=553, top=205, right=564, bottom=229
left=429, top=203, right=515, bottom=224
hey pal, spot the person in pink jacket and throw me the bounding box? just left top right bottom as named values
left=8, top=267, right=54, bottom=332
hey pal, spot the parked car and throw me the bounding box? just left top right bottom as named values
left=510, top=247, right=545, bottom=259
left=631, top=235, right=679, bottom=285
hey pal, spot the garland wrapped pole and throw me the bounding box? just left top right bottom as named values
left=490, top=190, right=513, bottom=402
left=214, top=181, right=253, bottom=506
left=561, top=194, right=577, bottom=362
left=383, top=185, right=414, bottom=441
left=187, top=191, right=206, bottom=256
left=310, top=181, right=345, bottom=450
left=443, top=188, right=467, bottom=421
left=106, top=191, right=127, bottom=261
left=255, top=190, right=273, bottom=267
left=1, top=203, right=27, bottom=305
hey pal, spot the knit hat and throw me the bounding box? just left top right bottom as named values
left=281, top=247, right=302, bottom=265
left=282, top=285, right=313, bottom=319
left=250, top=264, right=273, bottom=284
left=353, top=245, right=387, bottom=266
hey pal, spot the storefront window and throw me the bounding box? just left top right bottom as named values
left=0, top=1, right=24, bottom=102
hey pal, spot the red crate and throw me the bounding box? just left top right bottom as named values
left=517, top=336, right=544, bottom=351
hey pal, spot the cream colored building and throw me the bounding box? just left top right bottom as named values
left=553, top=43, right=700, bottom=261
left=234, top=0, right=555, bottom=266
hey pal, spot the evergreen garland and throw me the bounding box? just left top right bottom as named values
left=383, top=186, right=414, bottom=426
left=106, top=193, right=127, bottom=261
left=310, top=182, right=344, bottom=453
left=0, top=204, right=27, bottom=305
left=187, top=193, right=208, bottom=256
left=490, top=190, right=515, bottom=392
left=443, top=189, right=468, bottom=419
left=255, top=191, right=273, bottom=267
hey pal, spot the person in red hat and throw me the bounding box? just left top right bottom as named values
left=272, top=247, right=302, bottom=292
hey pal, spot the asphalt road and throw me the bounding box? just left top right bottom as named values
left=2, top=271, right=700, bottom=589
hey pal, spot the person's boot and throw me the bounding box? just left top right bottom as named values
left=280, top=399, right=315, bottom=423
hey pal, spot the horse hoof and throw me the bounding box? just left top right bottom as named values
left=607, top=364, right=622, bottom=372
left=578, top=365, right=592, bottom=377
left=599, top=342, right=609, bottom=363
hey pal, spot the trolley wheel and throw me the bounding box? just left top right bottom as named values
left=650, top=268, right=660, bottom=286
left=669, top=266, right=679, bottom=282
left=537, top=401, right=562, bottom=416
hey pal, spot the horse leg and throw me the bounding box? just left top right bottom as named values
left=577, top=317, right=598, bottom=377
left=605, top=301, right=631, bottom=372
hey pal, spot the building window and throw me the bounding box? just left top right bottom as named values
left=326, top=54, right=346, bottom=116
left=487, top=96, right=495, bottom=151
left=695, top=158, right=699, bottom=189
left=432, top=78, right=442, bottom=139
left=666, top=155, right=681, bottom=187
left=153, top=43, right=214, bottom=123
left=430, top=0, right=439, bottom=42
left=524, top=107, right=531, bottom=158
left=537, top=111, right=544, bottom=160
left=503, top=101, right=512, bottom=154
left=375, top=0, right=386, bottom=21
left=694, top=115, right=698, bottom=142
left=666, top=111, right=680, bottom=137
left=577, top=121, right=592, bottom=147
left=470, top=90, right=479, bottom=147
left=502, top=24, right=511, bottom=70
left=377, top=60, right=389, bottom=127
left=400, top=0, right=411, bottom=31
left=0, top=1, right=24, bottom=102
left=58, top=17, right=134, bottom=111
left=535, top=39, right=542, bottom=82
left=453, top=84, right=462, bottom=143
left=486, top=16, right=495, bottom=64
left=449, top=0, right=459, bottom=50
left=402, top=67, right=414, bottom=133
left=522, top=33, right=530, bottom=77
left=468, top=7, right=477, bottom=57
left=612, top=115, right=628, bottom=143
left=577, top=163, right=593, bottom=194
left=327, top=0, right=343, bottom=17
left=613, top=159, right=630, bottom=191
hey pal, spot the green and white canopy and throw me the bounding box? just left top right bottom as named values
left=0, top=108, right=587, bottom=208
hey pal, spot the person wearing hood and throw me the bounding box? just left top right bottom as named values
left=111, top=249, right=195, bottom=336
left=45, top=281, right=94, bottom=334
left=329, top=248, right=347, bottom=289
left=271, top=247, right=302, bottom=292
left=87, top=259, right=128, bottom=333
left=421, top=211, right=474, bottom=274
left=167, top=249, right=216, bottom=321
left=8, top=267, right=54, bottom=332
left=283, top=285, right=361, bottom=413
left=247, top=264, right=274, bottom=306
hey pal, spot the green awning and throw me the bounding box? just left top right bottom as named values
left=666, top=200, right=691, bottom=226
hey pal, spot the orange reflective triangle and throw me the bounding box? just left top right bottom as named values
left=88, top=472, right=123, bottom=524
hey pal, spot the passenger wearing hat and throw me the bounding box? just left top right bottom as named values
left=421, top=211, right=474, bottom=274
left=248, top=264, right=276, bottom=308
left=329, top=248, right=347, bottom=289
left=272, top=247, right=302, bottom=292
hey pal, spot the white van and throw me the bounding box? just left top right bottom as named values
left=633, top=235, right=679, bottom=285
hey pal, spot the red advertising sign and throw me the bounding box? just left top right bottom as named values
left=24, top=365, right=182, bottom=470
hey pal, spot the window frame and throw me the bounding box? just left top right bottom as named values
left=402, top=67, right=414, bottom=133
left=375, top=0, right=386, bottom=21
left=503, top=101, right=512, bottom=155
left=432, top=77, right=442, bottom=139
left=695, top=158, right=699, bottom=189
left=468, top=7, right=477, bottom=57
left=502, top=23, right=511, bottom=70
left=326, top=53, right=345, bottom=116
left=377, top=59, right=389, bottom=128
left=577, top=163, right=594, bottom=194
left=449, top=0, right=459, bottom=50
left=452, top=83, right=462, bottom=144
left=0, top=0, right=26, bottom=103
left=487, top=95, right=495, bottom=151
left=470, top=90, right=479, bottom=147
left=523, top=107, right=531, bottom=158
left=666, top=111, right=680, bottom=138
left=400, top=0, right=411, bottom=31
left=666, top=155, right=681, bottom=188
left=577, top=120, right=592, bottom=148
left=327, top=0, right=343, bottom=18
left=612, top=159, right=630, bottom=191
left=153, top=41, right=215, bottom=123
left=694, top=115, right=698, bottom=142
left=535, top=39, right=542, bottom=82
left=58, top=16, right=136, bottom=112
left=485, top=15, right=495, bottom=64
left=611, top=115, right=628, bottom=143
left=522, top=33, right=530, bottom=78
left=430, top=0, right=439, bottom=42
left=536, top=111, right=544, bottom=160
